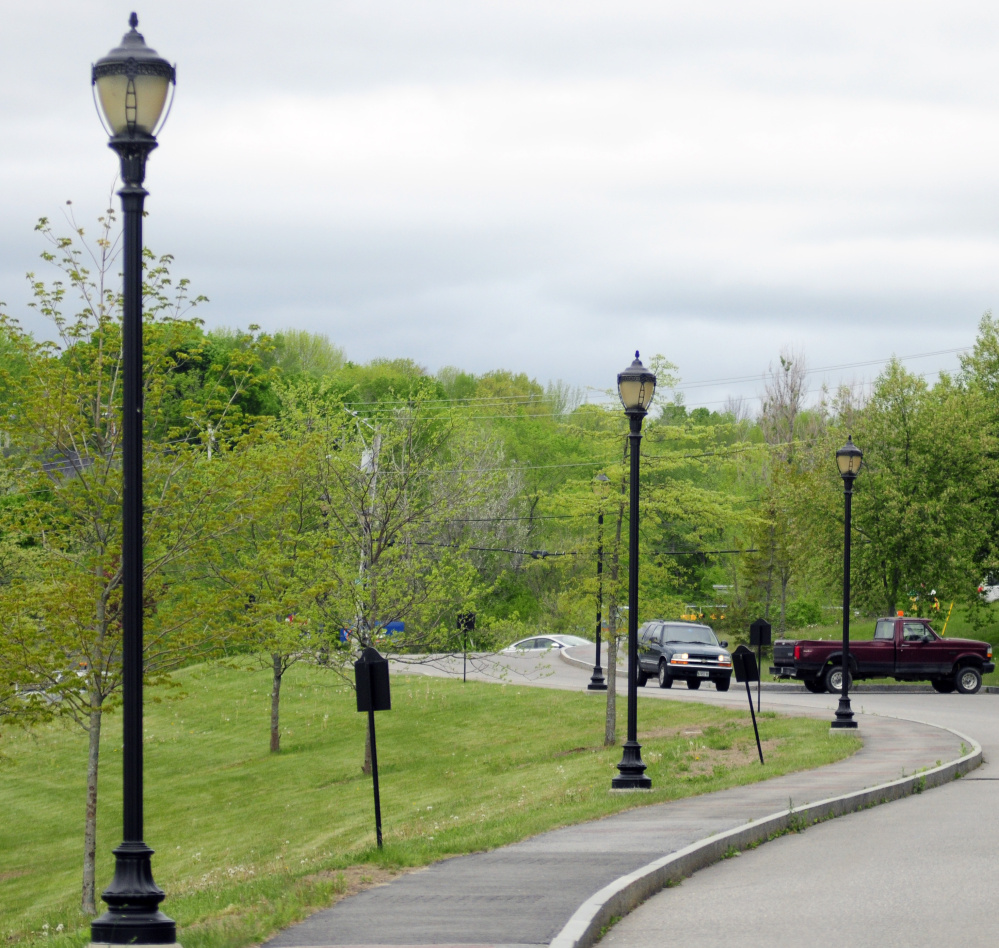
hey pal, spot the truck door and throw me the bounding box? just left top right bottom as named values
left=895, top=620, right=952, bottom=677
left=862, top=618, right=896, bottom=676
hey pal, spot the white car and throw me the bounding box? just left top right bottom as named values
left=501, top=634, right=592, bottom=654
left=979, top=579, right=999, bottom=603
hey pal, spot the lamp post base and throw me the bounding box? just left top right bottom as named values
left=587, top=665, right=607, bottom=690
left=91, top=842, right=176, bottom=946
left=830, top=696, right=858, bottom=730
left=611, top=740, right=652, bottom=789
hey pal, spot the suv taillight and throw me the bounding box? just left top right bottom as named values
left=794, top=645, right=801, bottom=660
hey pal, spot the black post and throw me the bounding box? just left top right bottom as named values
left=457, top=613, right=474, bottom=683
left=756, top=642, right=762, bottom=713
left=832, top=465, right=858, bottom=730
left=745, top=678, right=764, bottom=764
left=90, top=133, right=175, bottom=946
left=354, top=647, right=391, bottom=848
left=367, top=708, right=383, bottom=848
left=588, top=511, right=607, bottom=690
left=612, top=413, right=651, bottom=789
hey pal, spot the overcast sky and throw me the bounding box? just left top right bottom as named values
left=4, top=1, right=999, bottom=412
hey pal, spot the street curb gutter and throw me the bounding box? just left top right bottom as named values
left=549, top=725, right=982, bottom=948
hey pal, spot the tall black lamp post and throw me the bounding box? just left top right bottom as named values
left=831, top=436, right=862, bottom=732
left=588, top=473, right=610, bottom=691
left=90, top=15, right=177, bottom=946
left=612, top=352, right=656, bottom=789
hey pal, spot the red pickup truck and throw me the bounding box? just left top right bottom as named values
left=770, top=616, right=995, bottom=695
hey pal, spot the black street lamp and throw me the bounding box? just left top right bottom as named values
left=90, top=14, right=177, bottom=946
left=588, top=473, right=610, bottom=691
left=831, top=436, right=862, bottom=733
left=612, top=352, right=656, bottom=790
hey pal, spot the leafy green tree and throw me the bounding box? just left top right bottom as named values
left=270, top=328, right=345, bottom=379
left=205, top=430, right=328, bottom=754
left=839, top=360, right=992, bottom=617
left=0, top=213, right=266, bottom=913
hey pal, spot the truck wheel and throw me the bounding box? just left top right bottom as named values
left=955, top=666, right=982, bottom=695
left=686, top=678, right=702, bottom=690
left=825, top=665, right=852, bottom=694
left=931, top=679, right=956, bottom=694
left=715, top=678, right=730, bottom=692
left=658, top=663, right=673, bottom=689
left=804, top=679, right=826, bottom=694
left=637, top=670, right=649, bottom=687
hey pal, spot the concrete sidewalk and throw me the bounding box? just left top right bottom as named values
left=264, top=713, right=979, bottom=948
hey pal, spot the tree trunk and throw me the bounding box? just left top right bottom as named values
left=764, top=521, right=775, bottom=622
left=604, top=615, right=617, bottom=746
left=81, top=701, right=103, bottom=915
left=779, top=568, right=791, bottom=636
left=604, top=443, right=628, bottom=747
left=270, top=653, right=283, bottom=753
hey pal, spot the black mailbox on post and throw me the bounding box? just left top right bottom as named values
left=355, top=646, right=391, bottom=712
left=732, top=644, right=760, bottom=683
left=457, top=613, right=476, bottom=633
left=749, top=618, right=772, bottom=646
left=355, top=646, right=391, bottom=848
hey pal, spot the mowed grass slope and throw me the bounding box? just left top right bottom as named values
left=0, top=661, right=858, bottom=948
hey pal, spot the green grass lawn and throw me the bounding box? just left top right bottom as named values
left=0, top=660, right=858, bottom=948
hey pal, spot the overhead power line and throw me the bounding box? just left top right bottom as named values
left=660, top=548, right=760, bottom=556
left=415, top=541, right=579, bottom=558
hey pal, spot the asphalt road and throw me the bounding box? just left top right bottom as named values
left=397, top=649, right=998, bottom=948
left=595, top=685, right=998, bottom=948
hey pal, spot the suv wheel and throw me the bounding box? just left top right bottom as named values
left=955, top=666, right=982, bottom=695
left=637, top=670, right=649, bottom=687
left=658, top=663, right=673, bottom=689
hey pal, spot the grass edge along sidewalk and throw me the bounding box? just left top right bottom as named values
left=0, top=661, right=858, bottom=948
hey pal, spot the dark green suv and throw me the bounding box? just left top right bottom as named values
left=637, top=620, right=733, bottom=691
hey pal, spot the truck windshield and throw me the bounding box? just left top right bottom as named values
left=663, top=626, right=718, bottom=645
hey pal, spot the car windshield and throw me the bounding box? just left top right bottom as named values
left=556, top=635, right=591, bottom=647
left=663, top=625, right=718, bottom=646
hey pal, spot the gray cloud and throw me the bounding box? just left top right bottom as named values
left=2, top=1, right=998, bottom=415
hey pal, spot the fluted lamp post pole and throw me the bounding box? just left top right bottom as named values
left=611, top=352, right=656, bottom=790
left=90, top=14, right=178, bottom=947
left=831, top=436, right=862, bottom=733
left=588, top=473, right=610, bottom=691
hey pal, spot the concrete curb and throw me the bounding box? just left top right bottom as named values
left=549, top=724, right=982, bottom=948
left=560, top=648, right=611, bottom=673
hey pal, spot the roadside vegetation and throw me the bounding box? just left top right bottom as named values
left=0, top=211, right=995, bottom=925
left=0, top=663, right=858, bottom=948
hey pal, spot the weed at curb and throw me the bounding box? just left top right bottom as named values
left=598, top=915, right=622, bottom=938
